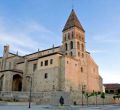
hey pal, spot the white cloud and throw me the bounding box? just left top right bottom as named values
left=93, top=34, right=120, bottom=44
left=89, top=49, right=106, bottom=54
left=100, top=70, right=120, bottom=84
left=0, top=18, right=59, bottom=55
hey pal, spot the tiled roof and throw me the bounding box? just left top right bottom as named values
left=62, top=9, right=85, bottom=32
left=104, top=84, right=120, bottom=89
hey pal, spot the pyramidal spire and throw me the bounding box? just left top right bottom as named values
left=62, top=9, right=85, bottom=32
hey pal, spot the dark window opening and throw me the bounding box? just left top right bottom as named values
left=105, top=90, right=108, bottom=93
left=82, top=53, right=84, bottom=58
left=78, top=52, right=80, bottom=57
left=44, top=73, right=48, bottom=79
left=33, top=64, right=37, bottom=71
left=41, top=61, right=43, bottom=66
left=64, top=34, right=66, bottom=41
left=81, top=67, right=83, bottom=72
left=81, top=44, right=84, bottom=52
left=110, top=90, right=114, bottom=94
left=68, top=33, right=70, bottom=39
left=70, top=41, right=73, bottom=49
left=67, top=61, right=69, bottom=64
left=50, top=59, right=53, bottom=64
left=65, top=43, right=68, bottom=51
left=77, top=42, right=80, bottom=49
left=45, top=60, right=48, bottom=66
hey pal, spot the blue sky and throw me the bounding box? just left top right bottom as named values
left=0, top=0, right=120, bottom=84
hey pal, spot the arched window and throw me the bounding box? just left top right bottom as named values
left=72, top=32, right=74, bottom=38
left=70, top=51, right=73, bottom=56
left=68, top=33, right=70, bottom=39
left=64, top=34, right=66, bottom=41
left=81, top=67, right=83, bottom=72
left=78, top=52, right=80, bottom=56
left=65, top=43, right=68, bottom=51
left=77, top=42, right=80, bottom=49
left=44, top=73, right=48, bottom=79
left=82, top=53, right=84, bottom=58
left=70, top=41, right=73, bottom=49
left=81, top=44, right=84, bottom=52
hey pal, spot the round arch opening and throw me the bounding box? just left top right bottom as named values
left=12, top=74, right=22, bottom=91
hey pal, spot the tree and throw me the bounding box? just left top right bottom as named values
left=84, top=92, right=89, bottom=106
left=93, top=91, right=101, bottom=106
left=94, top=92, right=98, bottom=106
left=101, top=92, right=105, bottom=105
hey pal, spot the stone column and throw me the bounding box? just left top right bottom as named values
left=22, top=58, right=28, bottom=91
left=2, top=72, right=13, bottom=91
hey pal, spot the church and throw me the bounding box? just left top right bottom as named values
left=0, top=9, right=103, bottom=103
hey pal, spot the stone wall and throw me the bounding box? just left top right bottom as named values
left=70, top=91, right=115, bottom=105
left=0, top=91, right=118, bottom=105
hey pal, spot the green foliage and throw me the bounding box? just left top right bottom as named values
left=113, top=95, right=120, bottom=100
left=101, top=92, right=105, bottom=99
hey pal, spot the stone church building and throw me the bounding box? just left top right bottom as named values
left=0, top=9, right=103, bottom=101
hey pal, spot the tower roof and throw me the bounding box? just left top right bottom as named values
left=62, top=9, right=85, bottom=32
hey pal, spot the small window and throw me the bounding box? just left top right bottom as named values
left=41, top=61, right=43, bottom=66
left=44, top=73, right=48, bottom=79
left=65, top=43, right=68, bottom=51
left=81, top=67, right=83, bottom=72
left=33, top=64, right=37, bottom=71
left=64, top=34, right=66, bottom=41
left=70, top=41, right=73, bottom=49
left=110, top=90, right=114, bottom=93
left=77, top=42, right=80, bottom=49
left=45, top=60, right=48, bottom=66
left=67, top=61, right=69, bottom=64
left=78, top=52, right=80, bottom=56
left=68, top=33, right=70, bottom=39
left=82, top=53, right=84, bottom=58
left=81, top=44, right=84, bottom=52
left=105, top=90, right=109, bottom=93
left=50, top=59, right=53, bottom=64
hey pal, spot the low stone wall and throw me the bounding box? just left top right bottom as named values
left=70, top=91, right=117, bottom=105
left=0, top=91, right=70, bottom=105
left=0, top=91, right=119, bottom=105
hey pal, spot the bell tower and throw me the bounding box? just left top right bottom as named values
left=62, top=9, right=85, bottom=59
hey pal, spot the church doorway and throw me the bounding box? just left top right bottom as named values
left=0, top=75, right=4, bottom=91
left=12, top=74, right=22, bottom=91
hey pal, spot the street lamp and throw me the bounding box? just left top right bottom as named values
left=26, top=75, right=32, bottom=109
left=81, top=85, right=86, bottom=106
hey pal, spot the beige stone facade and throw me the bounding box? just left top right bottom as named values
left=0, top=9, right=103, bottom=95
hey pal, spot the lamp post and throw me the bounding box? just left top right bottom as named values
left=27, top=76, right=32, bottom=109
left=81, top=85, right=86, bottom=106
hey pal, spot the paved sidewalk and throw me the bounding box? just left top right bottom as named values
left=0, top=105, right=120, bottom=110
